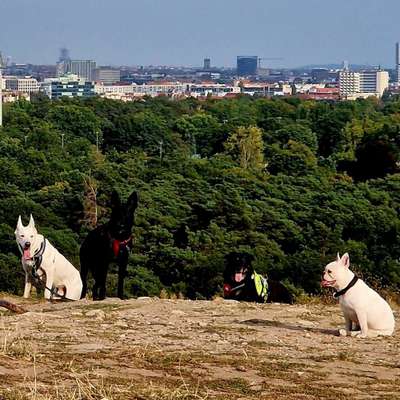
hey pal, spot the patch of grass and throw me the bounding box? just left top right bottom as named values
left=258, top=360, right=308, bottom=379
left=248, top=339, right=286, bottom=349
left=309, top=351, right=357, bottom=363
left=207, top=378, right=259, bottom=396
left=0, top=330, right=35, bottom=361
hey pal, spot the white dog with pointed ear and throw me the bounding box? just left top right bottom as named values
left=15, top=215, right=82, bottom=301
left=322, top=253, right=395, bottom=338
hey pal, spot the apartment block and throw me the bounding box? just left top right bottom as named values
left=339, top=69, right=388, bottom=99
left=339, top=70, right=361, bottom=97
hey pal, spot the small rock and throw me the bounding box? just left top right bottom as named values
left=171, top=310, right=185, bottom=316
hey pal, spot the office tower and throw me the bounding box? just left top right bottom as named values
left=360, top=69, right=389, bottom=97
left=95, top=67, right=121, bottom=84
left=203, top=58, right=211, bottom=70
left=42, top=74, right=95, bottom=99
left=237, top=56, right=258, bottom=76
left=396, top=42, right=400, bottom=84
left=64, top=60, right=96, bottom=81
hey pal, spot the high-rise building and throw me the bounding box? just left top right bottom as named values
left=237, top=56, right=258, bottom=76
left=339, top=69, right=389, bottom=98
left=95, top=67, right=121, bottom=84
left=396, top=42, right=400, bottom=84
left=63, top=60, right=96, bottom=81
left=339, top=70, right=360, bottom=97
left=203, top=58, right=211, bottom=70
left=360, top=69, right=389, bottom=97
left=41, top=74, right=95, bottom=99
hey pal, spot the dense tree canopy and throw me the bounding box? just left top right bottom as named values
left=0, top=94, right=399, bottom=299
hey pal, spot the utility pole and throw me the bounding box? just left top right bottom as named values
left=61, top=133, right=65, bottom=149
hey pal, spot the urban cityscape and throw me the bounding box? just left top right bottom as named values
left=1, top=41, right=400, bottom=124
left=2, top=0, right=400, bottom=397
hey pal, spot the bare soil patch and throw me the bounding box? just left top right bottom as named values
left=0, top=295, right=399, bottom=399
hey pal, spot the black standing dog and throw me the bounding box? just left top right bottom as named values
left=223, top=252, right=293, bottom=304
left=80, top=190, right=138, bottom=300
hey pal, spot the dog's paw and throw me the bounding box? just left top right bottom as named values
left=354, top=332, right=368, bottom=339
left=339, top=329, right=348, bottom=336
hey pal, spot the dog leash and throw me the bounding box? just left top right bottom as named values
left=229, top=283, right=246, bottom=292
left=30, top=268, right=75, bottom=302
left=19, top=239, right=75, bottom=301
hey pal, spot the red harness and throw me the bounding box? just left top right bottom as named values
left=112, top=237, right=132, bottom=257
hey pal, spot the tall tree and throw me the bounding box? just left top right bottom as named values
left=225, top=126, right=266, bottom=171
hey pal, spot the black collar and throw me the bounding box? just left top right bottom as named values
left=333, top=275, right=358, bottom=298
left=33, top=239, right=47, bottom=270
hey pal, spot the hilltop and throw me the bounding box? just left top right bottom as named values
left=0, top=296, right=399, bottom=399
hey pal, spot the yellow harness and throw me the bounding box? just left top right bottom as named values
left=251, top=271, right=269, bottom=302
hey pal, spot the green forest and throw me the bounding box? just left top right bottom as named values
left=0, top=93, right=399, bottom=300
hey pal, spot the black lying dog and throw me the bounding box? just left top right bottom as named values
left=80, top=190, right=138, bottom=300
left=223, top=252, right=293, bottom=304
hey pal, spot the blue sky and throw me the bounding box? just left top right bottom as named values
left=0, top=0, right=399, bottom=68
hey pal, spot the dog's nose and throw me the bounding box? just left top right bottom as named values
left=24, top=242, right=31, bottom=248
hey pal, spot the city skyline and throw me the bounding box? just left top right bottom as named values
left=1, top=0, right=400, bottom=68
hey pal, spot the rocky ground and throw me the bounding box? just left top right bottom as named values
left=0, top=295, right=399, bottom=400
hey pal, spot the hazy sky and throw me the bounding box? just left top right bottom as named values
left=0, top=0, right=399, bottom=68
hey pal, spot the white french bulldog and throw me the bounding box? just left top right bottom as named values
left=15, top=215, right=82, bottom=301
left=321, top=253, right=395, bottom=338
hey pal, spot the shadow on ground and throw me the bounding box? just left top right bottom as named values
left=239, top=318, right=339, bottom=336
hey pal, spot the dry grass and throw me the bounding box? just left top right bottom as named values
left=0, top=297, right=399, bottom=400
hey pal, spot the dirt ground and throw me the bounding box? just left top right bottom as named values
left=0, top=295, right=399, bottom=400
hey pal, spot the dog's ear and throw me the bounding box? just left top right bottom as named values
left=16, top=215, right=24, bottom=230
left=110, top=190, right=121, bottom=210
left=336, top=252, right=341, bottom=262
left=340, top=253, right=350, bottom=269
left=28, top=214, right=35, bottom=229
left=126, top=191, right=138, bottom=215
